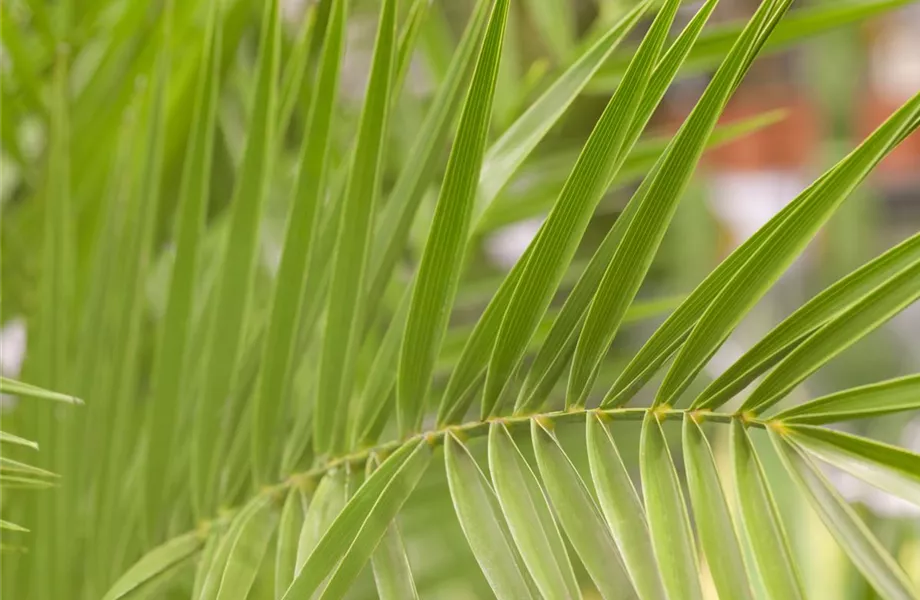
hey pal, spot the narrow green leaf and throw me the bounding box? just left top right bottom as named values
left=371, top=521, right=418, bottom=600
left=488, top=423, right=581, bottom=600
left=193, top=0, right=281, bottom=513
left=695, top=231, right=920, bottom=410
left=570, top=0, right=790, bottom=407
left=284, top=440, right=422, bottom=599
left=639, top=414, right=702, bottom=600
left=682, top=416, right=753, bottom=600
left=522, top=0, right=575, bottom=60
left=145, top=0, right=222, bottom=527
left=197, top=499, right=267, bottom=600
left=586, top=414, right=665, bottom=600
left=296, top=471, right=346, bottom=569
left=215, top=495, right=279, bottom=600
left=367, top=0, right=493, bottom=310
left=771, top=374, right=920, bottom=425
left=0, top=377, right=82, bottom=405
left=730, top=421, right=805, bottom=600
left=488, top=0, right=683, bottom=416
left=444, top=433, right=536, bottom=600
left=0, top=431, right=39, bottom=450
left=783, top=425, right=920, bottom=507
left=101, top=531, right=204, bottom=600
left=531, top=419, right=631, bottom=598
left=316, top=444, right=431, bottom=600
left=316, top=0, right=398, bottom=454
left=770, top=431, right=917, bottom=600
left=192, top=522, right=227, bottom=600
left=0, top=520, right=29, bottom=533
left=275, top=488, right=306, bottom=599
left=252, top=0, right=346, bottom=481
left=475, top=0, right=650, bottom=213
left=743, top=260, right=920, bottom=414
left=392, top=0, right=430, bottom=99
left=0, top=457, right=57, bottom=478
left=658, top=92, right=920, bottom=409
left=277, top=3, right=318, bottom=136
left=398, top=0, right=510, bottom=435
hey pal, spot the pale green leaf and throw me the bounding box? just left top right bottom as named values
left=296, top=471, right=346, bottom=569
left=444, top=433, right=536, bottom=600
left=102, top=531, right=204, bottom=600
left=274, top=488, right=306, bottom=600
left=531, top=419, right=631, bottom=598
left=215, top=495, right=278, bottom=600
left=730, top=421, right=805, bottom=600
left=770, top=374, right=920, bottom=425
left=682, top=416, right=753, bottom=600
left=586, top=413, right=665, bottom=600
left=0, top=377, right=82, bottom=405
left=771, top=431, right=917, bottom=600
left=488, top=423, right=581, bottom=600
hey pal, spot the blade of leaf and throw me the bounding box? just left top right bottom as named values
left=192, top=0, right=281, bottom=514
left=682, top=415, right=753, bottom=600
left=367, top=0, right=493, bottom=306
left=770, top=374, right=920, bottom=425
left=487, top=0, right=683, bottom=416
left=657, top=92, right=920, bottom=409
left=488, top=423, right=581, bottom=599
left=251, top=0, right=346, bottom=482
left=770, top=430, right=917, bottom=600
left=0, top=431, right=39, bottom=450
left=569, top=0, right=791, bottom=407
left=197, top=496, right=270, bottom=600
left=695, top=231, right=920, bottom=410
left=315, top=0, right=398, bottom=454
left=639, top=413, right=702, bottom=600
left=0, top=377, right=82, bottom=405
left=316, top=443, right=431, bottom=600
left=215, top=495, right=279, bottom=600
left=398, top=0, right=510, bottom=435
left=782, top=425, right=920, bottom=507
left=444, top=432, right=536, bottom=600
left=531, top=419, right=632, bottom=598
left=296, top=471, right=346, bottom=568
left=101, top=531, right=204, bottom=600
left=730, top=421, right=805, bottom=600
left=275, top=488, right=306, bottom=599
left=586, top=413, right=665, bottom=600
left=145, top=0, right=222, bottom=530
left=742, top=259, right=920, bottom=414
left=284, top=440, right=421, bottom=598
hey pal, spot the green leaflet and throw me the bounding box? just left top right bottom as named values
left=251, top=0, right=345, bottom=482
left=681, top=416, right=753, bottom=600
left=370, top=510, right=418, bottom=600
left=743, top=259, right=920, bottom=414
left=317, top=444, right=430, bottom=600
left=782, top=425, right=920, bottom=507
left=770, top=432, right=917, bottom=600
left=444, top=433, right=536, bottom=600
left=101, top=531, right=204, bottom=600
left=475, top=0, right=650, bottom=214
left=522, top=0, right=575, bottom=61
left=274, top=488, right=306, bottom=599
left=770, top=374, right=920, bottom=425
left=193, top=0, right=281, bottom=514
left=570, top=0, right=790, bottom=408
left=658, top=92, right=920, bottom=409
left=586, top=414, right=665, bottom=600
left=730, top=421, right=805, bottom=600
left=197, top=496, right=271, bottom=600
left=486, top=0, right=683, bottom=416
left=0, top=431, right=39, bottom=450
left=0, top=377, right=82, bottom=404
left=397, top=0, right=510, bottom=435
left=640, top=414, right=702, bottom=600
left=0, top=457, right=57, bottom=478
left=315, top=0, right=398, bottom=455
left=284, top=440, right=422, bottom=598
left=215, top=495, right=279, bottom=600
left=192, top=524, right=225, bottom=600
left=367, top=0, right=493, bottom=306
left=0, top=519, right=29, bottom=532
left=488, top=423, right=581, bottom=599
left=592, top=0, right=914, bottom=91
left=531, top=420, right=631, bottom=598
left=695, top=231, right=920, bottom=410
left=145, top=0, right=222, bottom=529
left=277, top=2, right=318, bottom=136
left=392, top=0, right=430, bottom=99
left=296, top=471, right=346, bottom=569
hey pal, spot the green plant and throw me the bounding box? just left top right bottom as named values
left=2, top=0, right=919, bottom=598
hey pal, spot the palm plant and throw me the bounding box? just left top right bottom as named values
left=2, top=0, right=919, bottom=598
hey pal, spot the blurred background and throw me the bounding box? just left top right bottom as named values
left=1, top=0, right=919, bottom=597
